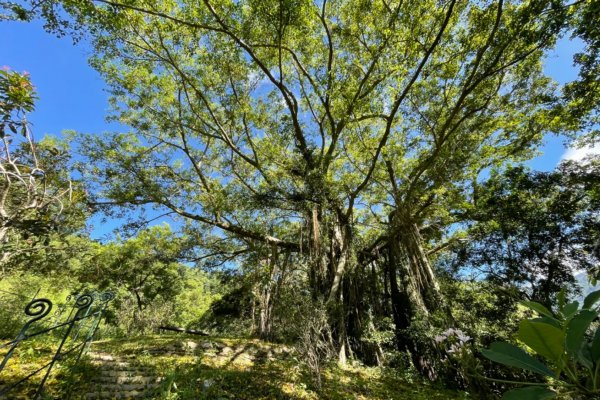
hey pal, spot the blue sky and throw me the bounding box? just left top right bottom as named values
left=0, top=21, right=124, bottom=135
left=0, top=19, right=594, bottom=237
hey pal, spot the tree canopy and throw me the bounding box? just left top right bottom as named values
left=0, top=68, right=79, bottom=272
left=1, top=0, right=598, bottom=380
left=449, top=160, right=600, bottom=306
left=19, top=0, right=591, bottom=363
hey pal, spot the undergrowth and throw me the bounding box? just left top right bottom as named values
left=1, top=334, right=470, bottom=399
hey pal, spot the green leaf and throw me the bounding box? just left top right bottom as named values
left=481, top=342, right=555, bottom=377
left=518, top=320, right=565, bottom=362
left=578, top=344, right=593, bottom=369
left=566, top=310, right=597, bottom=358
left=520, top=301, right=555, bottom=319
left=531, top=317, right=561, bottom=329
left=591, top=327, right=600, bottom=362
left=502, top=386, right=556, bottom=400
left=561, top=301, right=579, bottom=319
left=583, top=290, right=600, bottom=310
left=558, top=289, right=566, bottom=312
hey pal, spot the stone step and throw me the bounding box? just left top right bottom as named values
left=96, top=362, right=150, bottom=369
left=89, top=382, right=161, bottom=392
left=145, top=350, right=188, bottom=356
left=84, top=390, right=147, bottom=399
left=94, top=369, right=155, bottom=377
left=93, top=375, right=162, bottom=384
left=89, top=353, right=137, bottom=360
left=93, top=361, right=134, bottom=368
left=89, top=354, right=115, bottom=361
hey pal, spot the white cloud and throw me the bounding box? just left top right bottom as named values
left=561, top=143, right=600, bottom=162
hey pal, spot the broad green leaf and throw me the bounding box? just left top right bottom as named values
left=502, top=386, right=556, bottom=400
left=531, top=317, right=561, bottom=329
left=481, top=342, right=555, bottom=377
left=591, top=327, right=600, bottom=362
left=561, top=301, right=579, bottom=319
left=566, top=310, right=597, bottom=357
left=578, top=344, right=593, bottom=369
left=583, top=290, right=600, bottom=310
left=518, top=320, right=565, bottom=362
left=520, top=301, right=555, bottom=319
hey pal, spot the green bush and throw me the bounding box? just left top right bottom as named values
left=422, top=280, right=531, bottom=397
left=0, top=272, right=75, bottom=339
left=482, top=289, right=600, bottom=399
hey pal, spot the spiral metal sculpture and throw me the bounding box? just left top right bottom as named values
left=75, top=293, right=94, bottom=309
left=24, top=298, right=53, bottom=325
left=99, top=291, right=115, bottom=303
left=0, top=290, right=116, bottom=398
left=0, top=299, right=53, bottom=374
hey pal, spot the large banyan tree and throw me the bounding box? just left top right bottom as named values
left=15, top=0, right=588, bottom=370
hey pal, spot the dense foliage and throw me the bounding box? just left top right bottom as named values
left=450, top=161, right=600, bottom=306
left=0, top=0, right=599, bottom=398
left=483, top=291, right=600, bottom=399
left=0, top=69, right=78, bottom=272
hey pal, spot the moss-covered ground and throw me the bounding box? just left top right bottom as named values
left=1, top=334, right=471, bottom=399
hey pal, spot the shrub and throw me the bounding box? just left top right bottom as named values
left=482, top=289, right=600, bottom=399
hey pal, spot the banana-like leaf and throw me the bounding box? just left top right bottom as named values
left=518, top=320, right=565, bottom=362
left=562, top=302, right=579, bottom=319
left=578, top=344, right=593, bottom=370
left=566, top=310, right=597, bottom=359
left=481, top=342, right=555, bottom=377
left=591, top=327, right=600, bottom=362
left=531, top=316, right=561, bottom=329
left=583, top=290, right=600, bottom=310
left=520, top=301, right=556, bottom=319
left=558, top=289, right=566, bottom=312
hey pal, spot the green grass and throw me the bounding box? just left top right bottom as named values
left=2, top=334, right=471, bottom=399
left=0, top=334, right=71, bottom=399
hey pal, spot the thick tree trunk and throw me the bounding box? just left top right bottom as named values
left=257, top=245, right=285, bottom=340
left=328, top=217, right=351, bottom=303
left=306, top=206, right=354, bottom=365
left=330, top=216, right=353, bottom=365
left=390, top=210, right=443, bottom=311
left=258, top=288, right=273, bottom=339
left=400, top=221, right=442, bottom=310
left=307, top=206, right=327, bottom=299
left=386, top=209, right=443, bottom=379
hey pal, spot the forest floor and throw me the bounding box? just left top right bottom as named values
left=2, top=334, right=471, bottom=399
